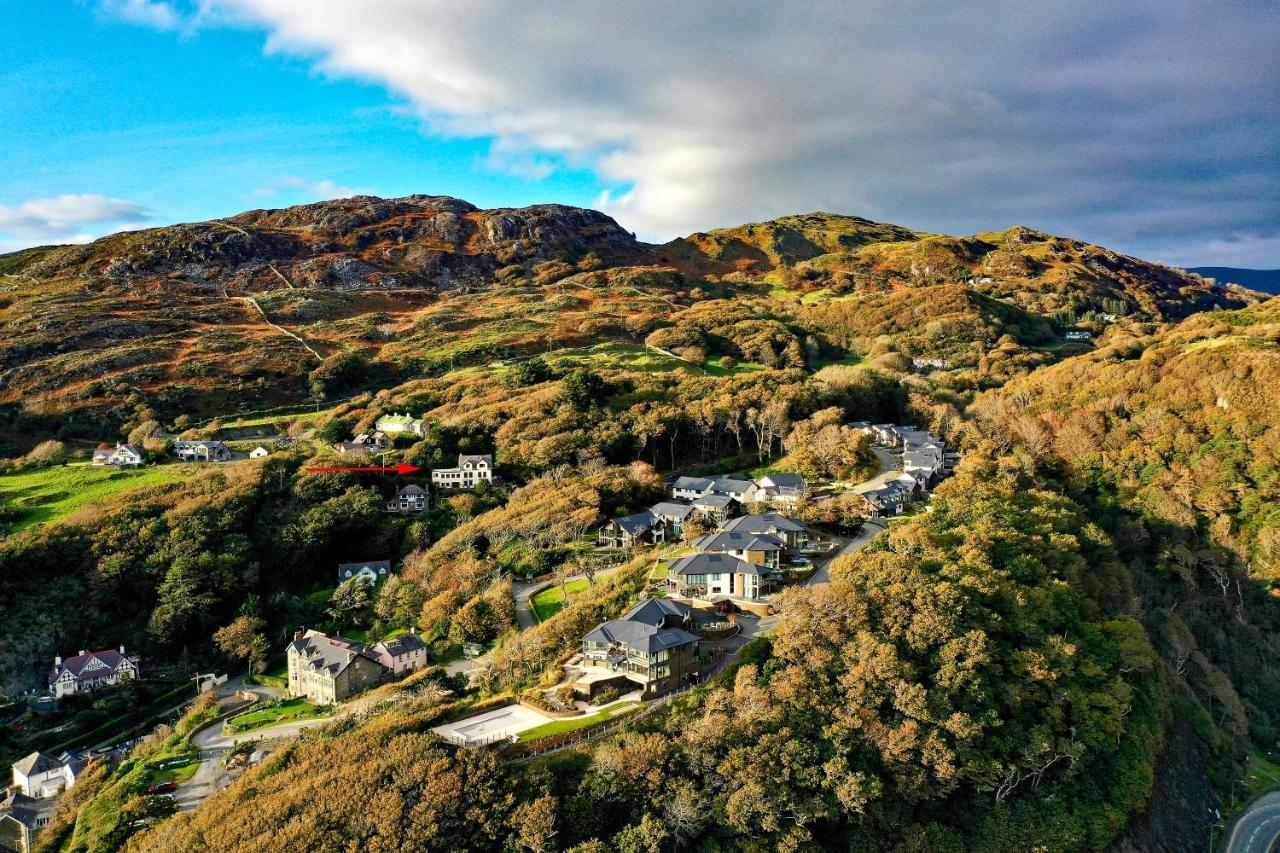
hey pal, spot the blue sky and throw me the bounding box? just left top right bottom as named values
left=2, top=1, right=1277, bottom=266
left=0, top=2, right=605, bottom=250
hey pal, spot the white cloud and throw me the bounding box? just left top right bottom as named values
left=119, top=2, right=1280, bottom=261
left=0, top=194, right=152, bottom=250
left=250, top=176, right=363, bottom=201
left=95, top=0, right=184, bottom=30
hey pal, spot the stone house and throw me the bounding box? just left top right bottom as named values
left=375, top=412, right=427, bottom=436
left=286, top=630, right=387, bottom=704
left=691, top=530, right=786, bottom=571
left=174, top=440, right=233, bottom=462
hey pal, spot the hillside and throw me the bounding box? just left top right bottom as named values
left=0, top=196, right=1263, bottom=452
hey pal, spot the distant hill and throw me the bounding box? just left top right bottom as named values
left=1188, top=266, right=1280, bottom=294
left=0, top=194, right=1266, bottom=430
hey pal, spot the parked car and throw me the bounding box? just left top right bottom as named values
left=147, top=781, right=177, bottom=795
left=790, top=556, right=811, bottom=566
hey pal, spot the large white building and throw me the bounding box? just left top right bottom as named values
left=431, top=454, right=494, bottom=490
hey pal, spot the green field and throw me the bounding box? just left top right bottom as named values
left=0, top=464, right=188, bottom=532
left=225, top=698, right=330, bottom=733
left=544, top=342, right=691, bottom=374
left=517, top=700, right=639, bottom=742
left=531, top=579, right=591, bottom=621
left=702, top=358, right=765, bottom=377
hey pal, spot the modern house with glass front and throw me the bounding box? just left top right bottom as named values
left=580, top=599, right=700, bottom=698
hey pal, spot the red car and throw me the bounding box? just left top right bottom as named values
left=146, top=781, right=177, bottom=795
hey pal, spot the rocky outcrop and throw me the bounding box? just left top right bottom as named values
left=10, top=194, right=651, bottom=294
left=1109, top=719, right=1219, bottom=853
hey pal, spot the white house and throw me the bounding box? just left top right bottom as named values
left=249, top=445, right=271, bottom=459
left=11, top=752, right=84, bottom=799
left=387, top=484, right=428, bottom=513
left=91, top=444, right=143, bottom=467
left=1064, top=330, right=1093, bottom=341
left=338, top=560, right=392, bottom=584
left=431, top=454, right=494, bottom=490
left=47, top=647, right=140, bottom=698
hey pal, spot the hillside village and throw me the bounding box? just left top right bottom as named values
left=0, top=195, right=1273, bottom=852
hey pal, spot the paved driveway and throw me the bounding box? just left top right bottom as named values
left=805, top=520, right=884, bottom=586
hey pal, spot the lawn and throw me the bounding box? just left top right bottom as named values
left=516, top=701, right=639, bottom=742
left=148, top=758, right=200, bottom=785
left=702, top=358, right=765, bottom=377
left=543, top=342, right=690, bottom=374
left=0, top=464, right=187, bottom=532
left=225, top=698, right=330, bottom=734
left=531, top=579, right=591, bottom=621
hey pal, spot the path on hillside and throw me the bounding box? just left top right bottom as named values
left=1223, top=790, right=1280, bottom=853
left=850, top=446, right=903, bottom=493
left=237, top=296, right=323, bottom=361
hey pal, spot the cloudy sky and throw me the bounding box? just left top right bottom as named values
left=2, top=1, right=1277, bottom=266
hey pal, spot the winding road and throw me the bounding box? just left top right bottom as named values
left=1223, top=791, right=1280, bottom=853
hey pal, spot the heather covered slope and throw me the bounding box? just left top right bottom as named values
left=0, top=195, right=1263, bottom=450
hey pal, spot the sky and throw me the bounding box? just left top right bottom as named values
left=2, top=1, right=1278, bottom=267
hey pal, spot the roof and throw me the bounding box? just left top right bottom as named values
left=757, top=473, right=805, bottom=489
left=289, top=630, right=381, bottom=678
left=582, top=619, right=700, bottom=653
left=0, top=790, right=44, bottom=829
left=622, top=597, right=692, bottom=626
left=376, top=413, right=420, bottom=425
left=692, top=493, right=734, bottom=509
left=612, top=511, right=658, bottom=535
left=673, top=476, right=712, bottom=492
left=649, top=501, right=694, bottom=520
left=693, top=530, right=785, bottom=553
left=458, top=453, right=492, bottom=466
left=174, top=439, right=229, bottom=449
left=398, top=484, right=428, bottom=496
left=720, top=513, right=806, bottom=535
left=339, top=560, right=391, bottom=571
left=373, top=633, right=428, bottom=657
left=669, top=551, right=760, bottom=577
left=12, top=752, right=62, bottom=777
left=49, top=649, right=134, bottom=683
left=707, top=474, right=752, bottom=494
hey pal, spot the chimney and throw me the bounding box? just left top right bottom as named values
left=119, top=644, right=126, bottom=655
left=293, top=630, right=303, bottom=641
left=54, top=655, right=62, bottom=666
left=78, top=650, right=86, bottom=657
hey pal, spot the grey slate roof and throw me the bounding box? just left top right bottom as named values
left=622, top=597, right=692, bottom=626
left=693, top=530, right=785, bottom=553
left=649, top=501, right=695, bottom=520
left=614, top=511, right=659, bottom=535
left=673, top=476, right=713, bottom=492
left=290, top=630, right=380, bottom=678
left=49, top=648, right=134, bottom=684
left=720, top=513, right=807, bottom=535
left=12, top=752, right=61, bottom=777
left=373, top=633, right=428, bottom=658
left=669, top=551, right=760, bottom=577
left=692, top=493, right=734, bottom=510
left=582, top=620, right=700, bottom=653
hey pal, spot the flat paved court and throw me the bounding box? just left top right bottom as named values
left=431, top=703, right=556, bottom=745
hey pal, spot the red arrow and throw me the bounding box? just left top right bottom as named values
left=304, top=463, right=423, bottom=475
